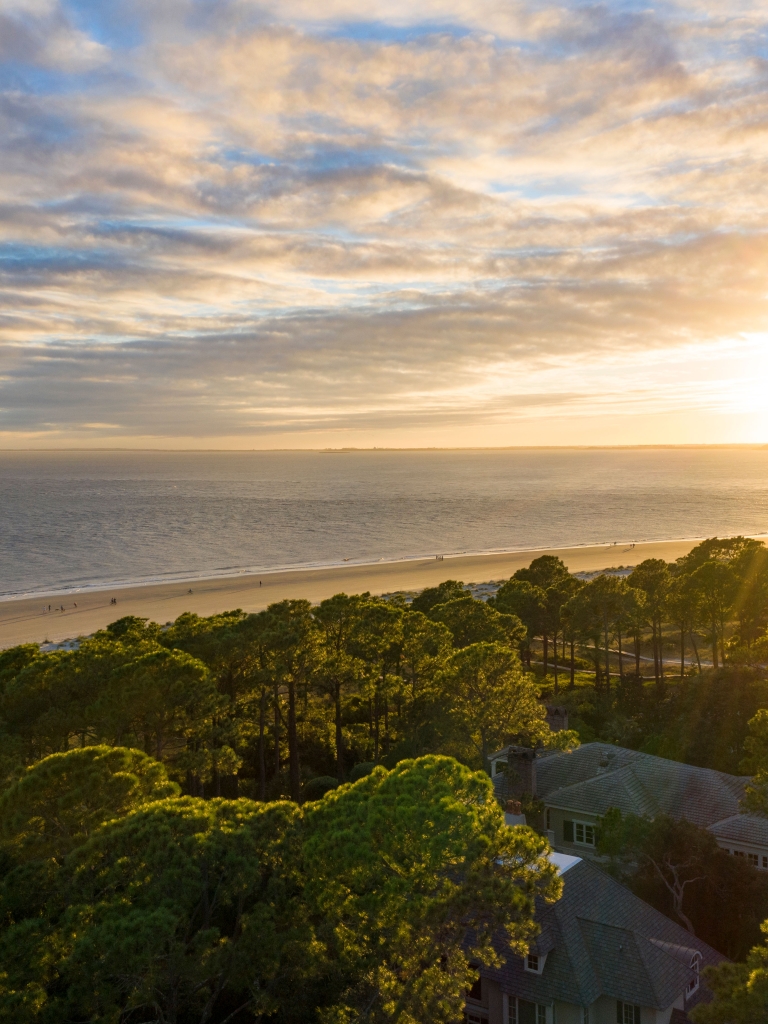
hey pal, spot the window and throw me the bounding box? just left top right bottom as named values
left=686, top=953, right=701, bottom=999
left=763, top=856, right=767, bottom=869
left=465, top=1012, right=488, bottom=1024
left=524, top=953, right=547, bottom=974
left=467, top=972, right=482, bottom=1001
left=546, top=808, right=551, bottom=831
left=734, top=850, right=745, bottom=858
left=495, top=759, right=507, bottom=775
left=616, top=1001, right=641, bottom=1024
left=517, top=999, right=548, bottom=1024
left=564, top=820, right=596, bottom=846
left=749, top=853, right=759, bottom=867
left=509, top=997, right=518, bottom=1024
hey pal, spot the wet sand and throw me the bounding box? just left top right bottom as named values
left=0, top=537, right=716, bottom=650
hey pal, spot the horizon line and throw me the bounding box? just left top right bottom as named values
left=0, top=443, right=767, bottom=454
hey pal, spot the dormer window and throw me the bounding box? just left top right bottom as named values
left=525, top=953, right=546, bottom=974
left=686, top=953, right=701, bottom=999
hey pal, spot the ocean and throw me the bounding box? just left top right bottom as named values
left=1, top=447, right=767, bottom=599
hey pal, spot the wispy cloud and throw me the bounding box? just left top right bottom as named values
left=1, top=0, right=767, bottom=445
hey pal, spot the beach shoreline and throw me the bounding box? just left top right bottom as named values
left=0, top=535, right=749, bottom=651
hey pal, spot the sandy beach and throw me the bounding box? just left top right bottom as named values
left=0, top=537, right=721, bottom=650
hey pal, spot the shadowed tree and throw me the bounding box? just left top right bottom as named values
left=492, top=579, right=546, bottom=668
left=688, top=560, right=737, bottom=670
left=629, top=559, right=671, bottom=688
left=513, top=556, right=571, bottom=673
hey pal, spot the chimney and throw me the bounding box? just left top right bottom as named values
left=506, top=746, right=537, bottom=799
left=504, top=799, right=526, bottom=827
left=546, top=705, right=568, bottom=733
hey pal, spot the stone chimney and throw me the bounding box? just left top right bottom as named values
left=546, top=705, right=569, bottom=733
left=506, top=746, right=537, bottom=799
left=504, top=799, right=526, bottom=827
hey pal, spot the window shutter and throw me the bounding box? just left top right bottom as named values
left=634, top=1008, right=640, bottom=1024
left=564, top=820, right=574, bottom=842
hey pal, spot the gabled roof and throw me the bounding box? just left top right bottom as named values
left=482, top=857, right=725, bottom=1011
left=708, top=813, right=768, bottom=847
left=493, top=742, right=748, bottom=829
left=578, top=919, right=693, bottom=1009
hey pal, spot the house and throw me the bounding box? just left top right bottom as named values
left=707, top=813, right=768, bottom=869
left=489, top=741, right=767, bottom=867
left=464, top=853, right=726, bottom=1024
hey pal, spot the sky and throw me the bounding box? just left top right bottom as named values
left=1, top=0, right=768, bottom=449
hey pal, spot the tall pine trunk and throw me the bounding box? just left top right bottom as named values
left=690, top=630, right=702, bottom=674
left=258, top=688, right=267, bottom=801
left=618, top=628, right=624, bottom=681
left=288, top=679, right=300, bottom=802
left=710, top=619, right=719, bottom=669
left=335, top=680, right=344, bottom=782
left=273, top=681, right=281, bottom=776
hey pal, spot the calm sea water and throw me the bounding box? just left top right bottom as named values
left=1, top=448, right=767, bottom=599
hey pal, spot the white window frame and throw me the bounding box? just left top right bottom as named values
left=616, top=1001, right=641, bottom=1024
left=686, top=952, right=701, bottom=999
left=505, top=996, right=551, bottom=1024
left=573, top=820, right=596, bottom=847
left=525, top=952, right=547, bottom=974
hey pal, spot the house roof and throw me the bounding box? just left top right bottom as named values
left=708, top=813, right=768, bottom=847
left=482, top=857, right=725, bottom=1011
left=494, top=743, right=748, bottom=829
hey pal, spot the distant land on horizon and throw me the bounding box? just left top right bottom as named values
left=2, top=443, right=768, bottom=454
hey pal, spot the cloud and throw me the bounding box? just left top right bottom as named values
left=0, top=0, right=767, bottom=444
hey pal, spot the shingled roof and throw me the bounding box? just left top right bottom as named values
left=482, top=856, right=725, bottom=1012
left=494, top=743, right=748, bottom=829
left=708, top=813, right=768, bottom=847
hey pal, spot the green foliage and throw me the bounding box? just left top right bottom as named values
left=692, top=921, right=768, bottom=1024
left=651, top=669, right=768, bottom=774
left=741, top=710, right=768, bottom=816
left=55, top=798, right=308, bottom=1024
left=0, top=756, right=556, bottom=1024
left=0, top=746, right=178, bottom=863
left=303, top=755, right=561, bottom=1024
left=428, top=595, right=525, bottom=650
left=410, top=580, right=466, bottom=614
left=492, top=579, right=546, bottom=658
left=439, top=642, right=555, bottom=768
